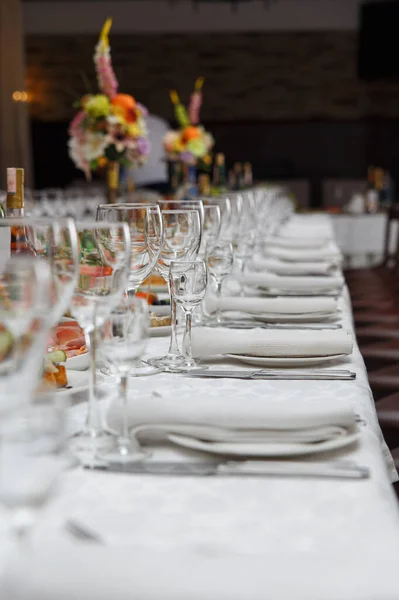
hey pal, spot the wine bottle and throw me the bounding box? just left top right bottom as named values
left=198, top=173, right=211, bottom=197
left=212, top=153, right=227, bottom=190
left=243, top=162, right=253, bottom=187
left=6, top=168, right=35, bottom=255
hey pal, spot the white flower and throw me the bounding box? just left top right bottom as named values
left=81, top=132, right=110, bottom=162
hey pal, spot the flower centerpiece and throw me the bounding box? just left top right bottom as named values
left=163, top=79, right=214, bottom=188
left=68, top=18, right=150, bottom=202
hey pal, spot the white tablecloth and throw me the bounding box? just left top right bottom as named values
left=1, top=216, right=399, bottom=599
left=331, top=213, right=398, bottom=268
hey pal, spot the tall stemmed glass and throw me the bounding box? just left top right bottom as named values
left=0, top=256, right=53, bottom=410
left=1, top=217, right=79, bottom=328
left=148, top=209, right=201, bottom=370
left=206, top=241, right=234, bottom=325
left=210, top=196, right=233, bottom=241
left=169, top=260, right=208, bottom=372
left=96, top=203, right=163, bottom=376
left=69, top=221, right=131, bottom=460
left=98, top=296, right=149, bottom=464
left=194, top=204, right=221, bottom=325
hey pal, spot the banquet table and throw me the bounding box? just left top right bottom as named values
left=2, top=216, right=399, bottom=600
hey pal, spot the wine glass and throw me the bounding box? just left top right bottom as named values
left=206, top=241, right=234, bottom=325
left=0, top=256, right=53, bottom=410
left=147, top=209, right=201, bottom=370
left=69, top=221, right=131, bottom=462
left=97, top=296, right=149, bottom=464
left=96, top=204, right=163, bottom=376
left=0, top=217, right=79, bottom=328
left=209, top=196, right=233, bottom=241
left=169, top=260, right=208, bottom=372
left=198, top=204, right=221, bottom=257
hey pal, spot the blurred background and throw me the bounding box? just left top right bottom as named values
left=2, top=0, right=399, bottom=206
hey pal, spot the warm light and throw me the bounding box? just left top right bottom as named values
left=12, top=90, right=30, bottom=102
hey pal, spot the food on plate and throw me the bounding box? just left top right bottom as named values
left=142, top=273, right=167, bottom=287
left=149, top=313, right=171, bottom=328
left=41, top=350, right=68, bottom=390
left=136, top=291, right=158, bottom=305
left=0, top=327, right=13, bottom=362
left=49, top=321, right=87, bottom=358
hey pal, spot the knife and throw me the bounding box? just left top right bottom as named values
left=85, top=459, right=369, bottom=480
left=222, top=322, right=342, bottom=330
left=185, top=369, right=356, bottom=380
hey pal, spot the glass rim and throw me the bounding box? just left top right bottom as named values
left=157, top=200, right=203, bottom=204
left=96, top=203, right=159, bottom=210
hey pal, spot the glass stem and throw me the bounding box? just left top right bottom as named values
left=167, top=279, right=181, bottom=358
left=84, top=314, right=102, bottom=436
left=183, top=309, right=194, bottom=364
left=118, top=373, right=130, bottom=449
left=215, top=279, right=223, bottom=324
left=240, top=260, right=245, bottom=297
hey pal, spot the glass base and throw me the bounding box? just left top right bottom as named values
left=147, top=354, right=185, bottom=371
left=97, top=442, right=149, bottom=465
left=69, top=428, right=114, bottom=467
left=100, top=360, right=163, bottom=377
left=168, top=360, right=209, bottom=373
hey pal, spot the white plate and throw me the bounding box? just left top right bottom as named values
left=225, top=353, right=348, bottom=367
left=67, top=352, right=89, bottom=371
left=254, top=311, right=339, bottom=323
left=150, top=325, right=172, bottom=337
left=167, top=429, right=360, bottom=458
left=257, top=287, right=341, bottom=297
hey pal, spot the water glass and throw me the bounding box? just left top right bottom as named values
left=169, top=260, right=208, bottom=371
left=206, top=241, right=234, bottom=325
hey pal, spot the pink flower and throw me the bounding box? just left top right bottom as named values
left=69, top=110, right=86, bottom=137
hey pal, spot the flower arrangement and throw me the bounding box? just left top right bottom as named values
left=163, top=78, right=214, bottom=166
left=68, top=18, right=150, bottom=180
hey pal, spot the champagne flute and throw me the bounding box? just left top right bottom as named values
left=98, top=296, right=149, bottom=464
left=169, top=260, right=208, bottom=372
left=206, top=241, right=234, bottom=325
left=69, top=221, right=131, bottom=461
left=96, top=204, right=163, bottom=376
left=147, top=209, right=201, bottom=370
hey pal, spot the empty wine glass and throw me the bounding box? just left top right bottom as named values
left=69, top=221, right=131, bottom=461
left=210, top=196, right=233, bottom=241
left=147, top=209, right=201, bottom=370
left=169, top=260, right=208, bottom=372
left=0, top=217, right=79, bottom=327
left=206, top=241, right=234, bottom=325
left=98, top=296, right=149, bottom=464
left=198, top=204, right=221, bottom=257
left=234, top=233, right=256, bottom=296
left=96, top=204, right=163, bottom=376
left=0, top=256, right=53, bottom=410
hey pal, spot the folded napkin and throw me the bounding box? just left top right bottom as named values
left=264, top=244, right=341, bottom=263
left=191, top=327, right=353, bottom=358
left=251, top=256, right=338, bottom=276
left=107, top=386, right=355, bottom=446
left=267, top=236, right=329, bottom=249
left=205, top=295, right=338, bottom=316
left=241, top=271, right=344, bottom=293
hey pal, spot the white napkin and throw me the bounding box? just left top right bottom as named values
left=107, top=387, right=355, bottom=446
left=205, top=295, right=338, bottom=316
left=191, top=327, right=353, bottom=358
left=241, top=271, right=344, bottom=293
left=251, top=256, right=338, bottom=276
left=267, top=236, right=329, bottom=249
left=264, top=243, right=341, bottom=263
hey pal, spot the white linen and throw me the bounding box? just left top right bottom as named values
left=107, top=392, right=355, bottom=445
left=205, top=295, right=338, bottom=316
left=267, top=236, right=329, bottom=249
left=2, top=215, right=399, bottom=600
left=264, top=243, right=342, bottom=262
left=241, top=271, right=344, bottom=292
left=191, top=327, right=353, bottom=358
left=251, top=255, right=337, bottom=276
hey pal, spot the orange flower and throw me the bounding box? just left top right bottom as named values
left=181, top=126, right=201, bottom=143
left=111, top=94, right=137, bottom=123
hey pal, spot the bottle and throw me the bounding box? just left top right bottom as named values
left=233, top=162, right=243, bottom=190
left=243, top=162, right=253, bottom=187
left=212, top=153, right=227, bottom=190
left=365, top=165, right=379, bottom=214
left=198, top=173, right=211, bottom=197
left=6, top=167, right=35, bottom=254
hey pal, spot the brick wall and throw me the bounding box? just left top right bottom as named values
left=25, top=31, right=399, bottom=123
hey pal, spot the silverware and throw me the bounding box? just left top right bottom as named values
left=222, top=322, right=342, bottom=330
left=185, top=369, right=356, bottom=380
left=65, top=519, right=104, bottom=544
left=86, top=459, right=369, bottom=480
